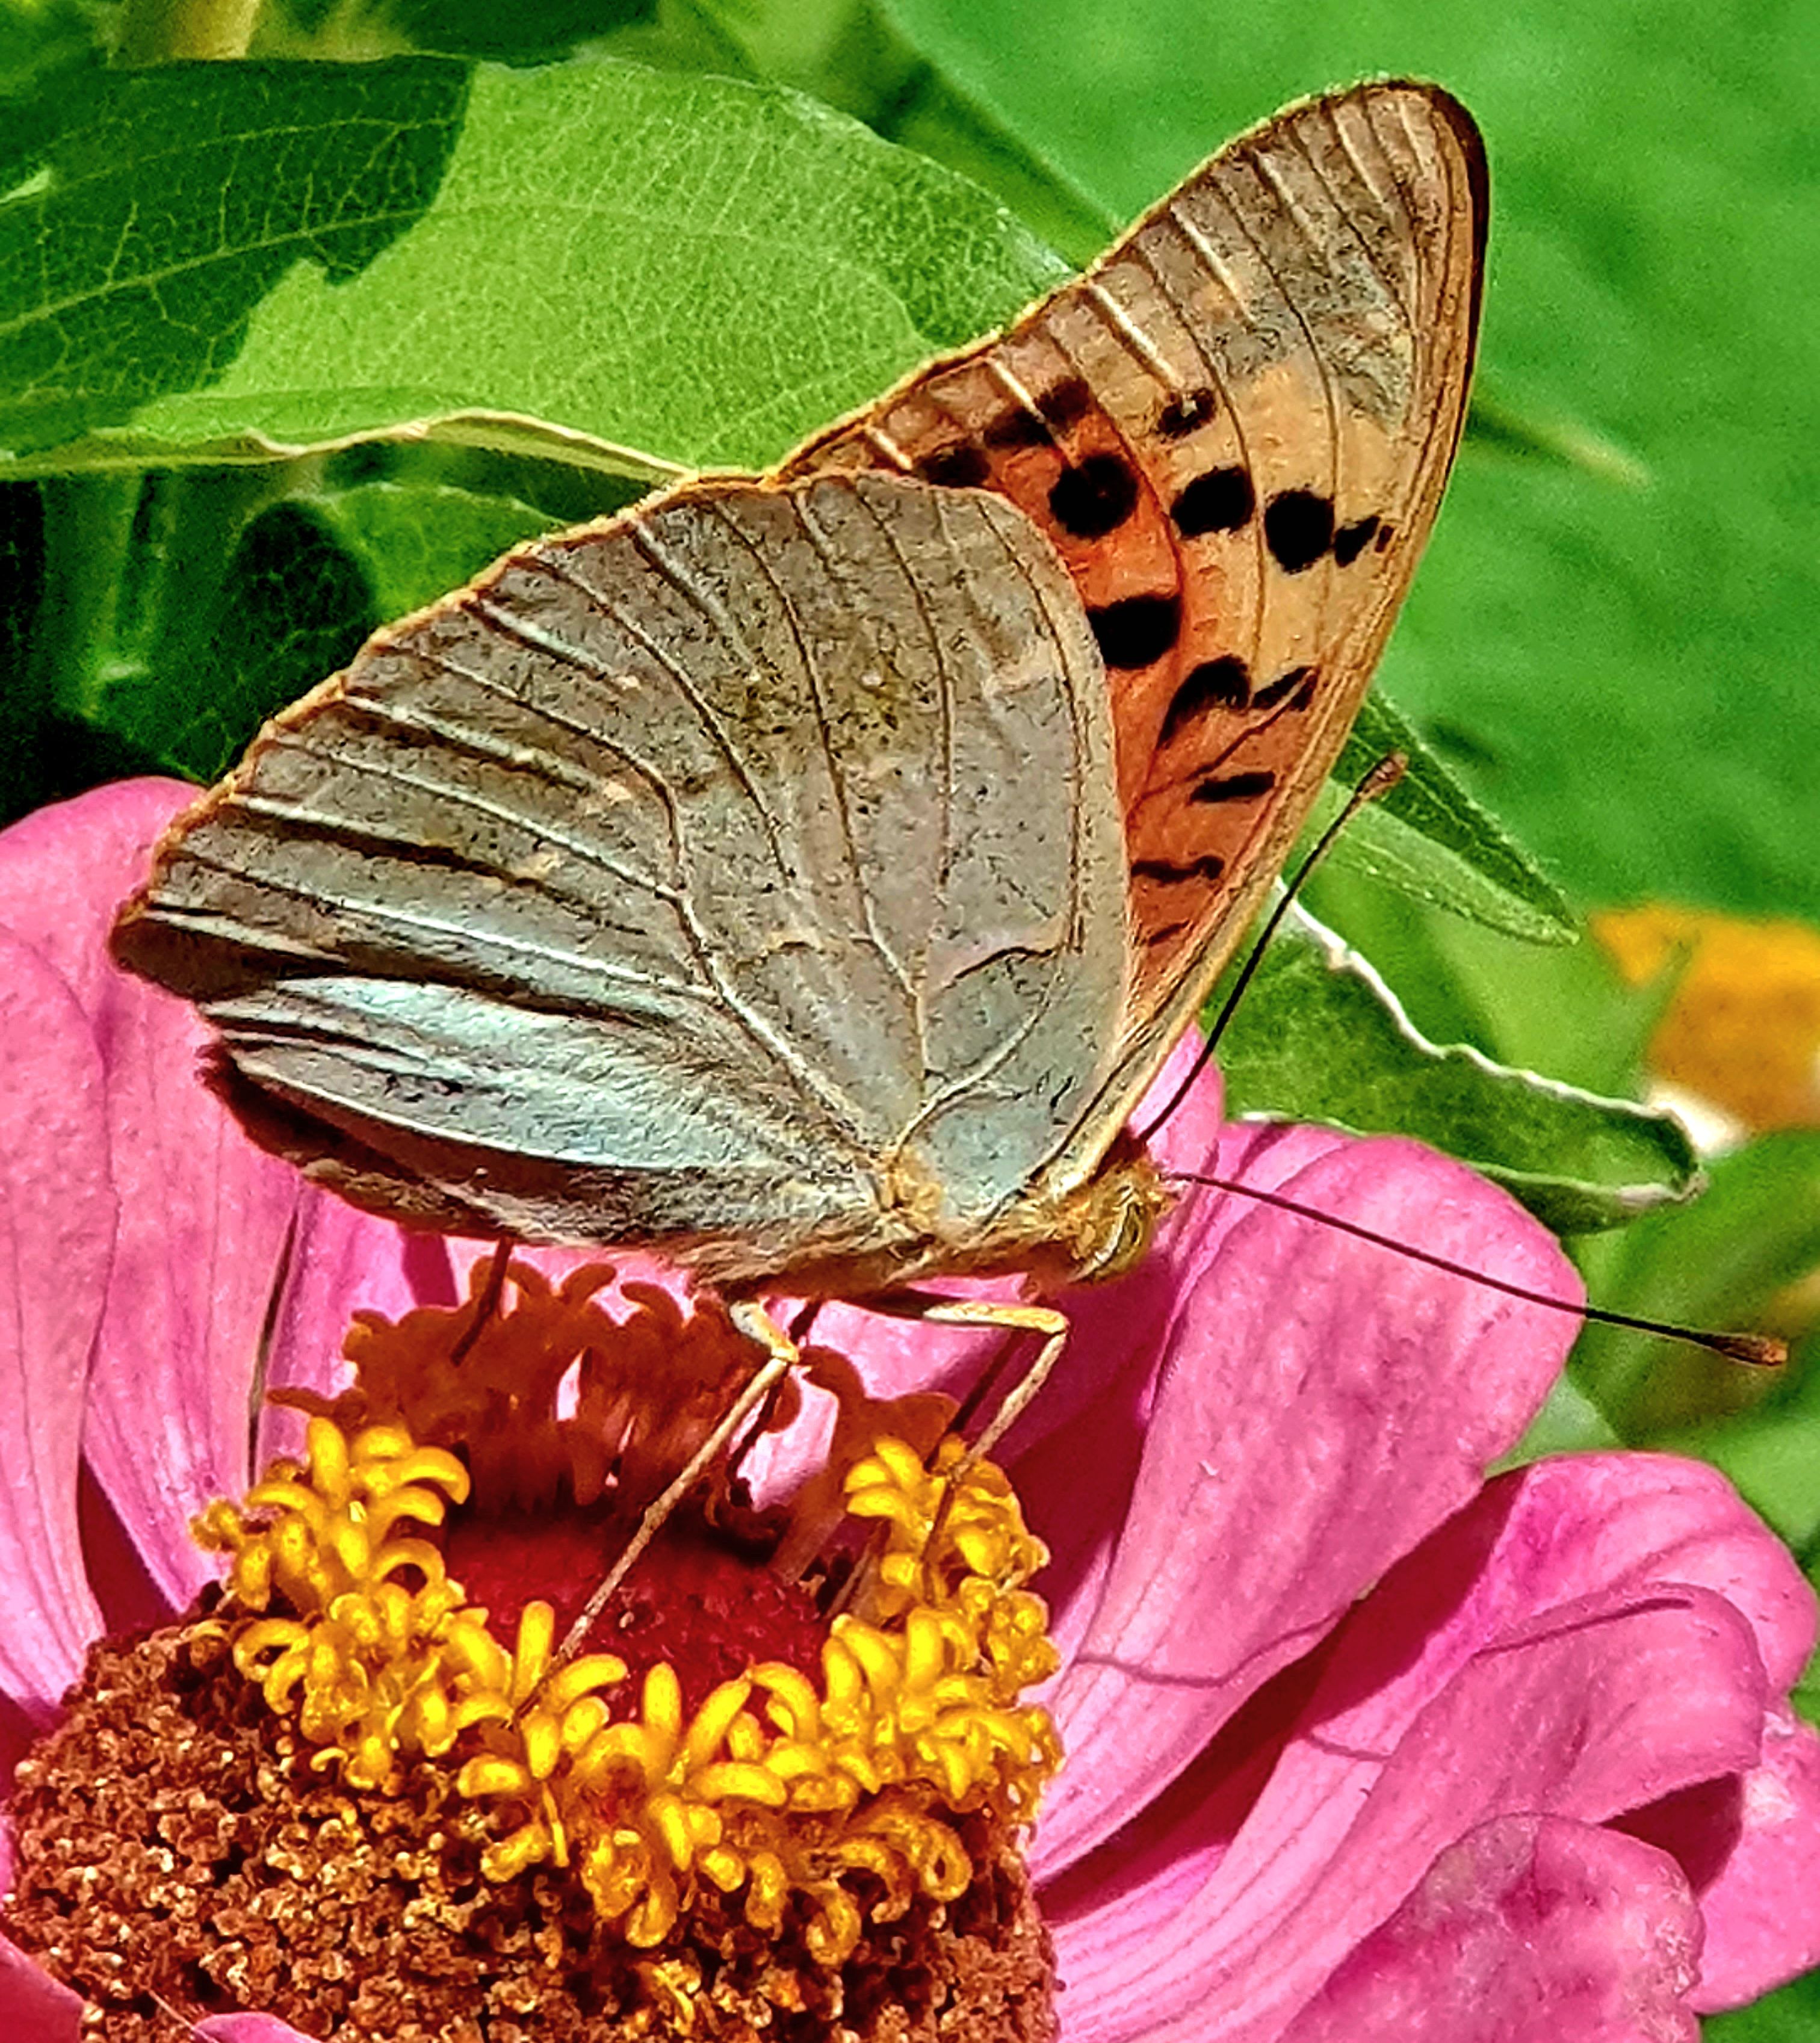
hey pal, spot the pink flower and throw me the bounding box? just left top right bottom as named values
left=4, top=779, right=1819, bottom=2042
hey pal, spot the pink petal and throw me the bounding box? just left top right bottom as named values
left=0, top=782, right=445, bottom=1604
left=0, top=780, right=311, bottom=1606
left=79, top=988, right=311, bottom=1606
left=1497, top=1454, right=1817, bottom=1693
left=0, top=779, right=194, bottom=1011
left=1035, top=1123, right=1581, bottom=1873
left=1045, top=1454, right=1797, bottom=2026
left=1055, top=1576, right=1760, bottom=2043
left=0, top=1695, right=40, bottom=1791
left=961, top=1052, right=1237, bottom=1675
left=1645, top=1706, right=1820, bottom=2009
left=253, top=1194, right=446, bottom=1467
left=1280, top=1816, right=1701, bottom=2043
left=76, top=1462, right=171, bottom=1639
left=1141, top=1026, right=1226, bottom=1177
left=1048, top=1452, right=1807, bottom=2038
left=0, top=1938, right=82, bottom=2042
left=0, top=935, right=112, bottom=1716
left=1388, top=1460, right=1820, bottom=2005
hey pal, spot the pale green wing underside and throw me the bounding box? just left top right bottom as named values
left=117, top=474, right=1129, bottom=1281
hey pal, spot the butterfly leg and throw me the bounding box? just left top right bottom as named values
left=915, top=1299, right=1069, bottom=1467
left=551, top=1299, right=801, bottom=1667
left=806, top=1294, right=1065, bottom=1622
left=863, top=1293, right=1070, bottom=1470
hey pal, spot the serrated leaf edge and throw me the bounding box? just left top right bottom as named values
left=1228, top=908, right=1706, bottom=1219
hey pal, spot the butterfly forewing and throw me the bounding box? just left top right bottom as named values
left=781, top=81, right=1485, bottom=1134
left=113, top=475, right=1129, bottom=1284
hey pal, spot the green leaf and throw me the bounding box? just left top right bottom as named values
left=1686, top=1397, right=1820, bottom=1560
left=10, top=447, right=648, bottom=791
left=1496, top=1371, right=1624, bottom=1469
left=0, top=39, right=1614, bottom=938
left=0, top=52, right=1069, bottom=802
left=305, top=477, right=562, bottom=622
left=1213, top=910, right=1700, bottom=1234
left=1464, top=371, right=1653, bottom=490
left=1317, top=691, right=1576, bottom=944
left=0, top=475, right=54, bottom=813
left=1302, top=864, right=1667, bottom=1102
left=28, top=468, right=383, bottom=782
left=0, top=0, right=107, bottom=96
left=382, top=0, right=657, bottom=66
left=0, top=54, right=1065, bottom=477
left=1704, top=1965, right=1820, bottom=2042
left=0, top=60, right=472, bottom=459
left=1570, top=1133, right=1820, bottom=1444
left=593, top=0, right=1119, bottom=264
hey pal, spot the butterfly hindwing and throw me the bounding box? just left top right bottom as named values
left=113, top=474, right=1130, bottom=1283
left=781, top=80, right=1485, bottom=1131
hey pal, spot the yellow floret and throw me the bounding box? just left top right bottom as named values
left=202, top=1421, right=1057, bottom=1956
left=194, top=1266, right=1060, bottom=1966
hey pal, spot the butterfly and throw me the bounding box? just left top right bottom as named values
left=111, top=80, right=1485, bottom=1367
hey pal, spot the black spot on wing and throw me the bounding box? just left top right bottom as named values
left=1145, top=918, right=1192, bottom=946
left=1088, top=593, right=1182, bottom=670
left=1252, top=665, right=1316, bottom=711
left=983, top=408, right=1053, bottom=450
left=1160, top=656, right=1250, bottom=745
left=1133, top=855, right=1227, bottom=885
left=1038, top=377, right=1093, bottom=428
left=1375, top=521, right=1396, bottom=552
left=1333, top=515, right=1381, bottom=567
left=1049, top=454, right=1139, bottom=540
left=1171, top=466, right=1255, bottom=539
left=914, top=442, right=991, bottom=489
left=1191, top=769, right=1277, bottom=805
left=1156, top=387, right=1218, bottom=439
left=1263, top=490, right=1334, bottom=573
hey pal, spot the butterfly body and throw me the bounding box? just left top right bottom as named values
left=111, top=81, right=1485, bottom=1305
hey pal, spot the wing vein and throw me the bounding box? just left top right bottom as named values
left=259, top=735, right=681, bottom=910
left=789, top=486, right=928, bottom=1018
left=178, top=833, right=705, bottom=1008
left=517, top=545, right=793, bottom=873
left=1212, top=156, right=1345, bottom=675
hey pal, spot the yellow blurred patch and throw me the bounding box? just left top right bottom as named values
left=1592, top=907, right=1820, bottom=1133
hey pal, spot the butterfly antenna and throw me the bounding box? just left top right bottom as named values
left=1167, top=1167, right=1786, bottom=1366
left=148, top=1986, right=203, bottom=2036
left=1136, top=752, right=1408, bottom=1145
